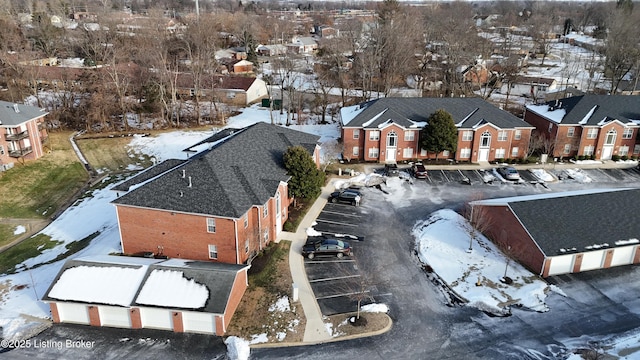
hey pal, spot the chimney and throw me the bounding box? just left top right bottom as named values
left=188, top=176, right=192, bottom=188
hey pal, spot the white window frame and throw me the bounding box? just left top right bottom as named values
left=368, top=147, right=379, bottom=158
left=0, top=145, right=4, bottom=155
left=208, top=244, right=218, bottom=259
left=353, top=129, right=360, bottom=139
left=497, top=131, right=507, bottom=142
left=619, top=145, right=629, bottom=156
left=634, top=144, right=640, bottom=155
left=514, top=130, right=522, bottom=140
left=567, top=127, right=575, bottom=137
left=245, top=239, right=249, bottom=253
left=442, top=150, right=450, bottom=157
left=420, top=148, right=427, bottom=156
left=243, top=214, right=248, bottom=228
left=495, top=148, right=506, bottom=159
left=369, top=130, right=379, bottom=141
left=352, top=146, right=359, bottom=156
left=563, top=144, right=571, bottom=154
left=403, top=148, right=413, bottom=158
left=462, top=131, right=473, bottom=141
left=511, top=147, right=519, bottom=157
left=583, top=145, right=595, bottom=156
left=263, top=229, right=269, bottom=244
left=587, top=128, right=598, bottom=139
left=206, top=218, right=216, bottom=233
left=460, top=148, right=471, bottom=158
left=623, top=128, right=633, bottom=139
left=404, top=131, right=415, bottom=141
left=263, top=203, right=268, bottom=217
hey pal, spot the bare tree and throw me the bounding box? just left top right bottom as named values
left=463, top=193, right=493, bottom=252
left=603, top=8, right=640, bottom=93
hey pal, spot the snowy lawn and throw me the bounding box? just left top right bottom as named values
left=413, top=209, right=550, bottom=315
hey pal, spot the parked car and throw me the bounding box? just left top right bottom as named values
left=497, top=166, right=520, bottom=181
left=384, top=163, right=399, bottom=177
left=410, top=163, right=428, bottom=179
left=302, top=238, right=352, bottom=259
left=329, top=190, right=362, bottom=206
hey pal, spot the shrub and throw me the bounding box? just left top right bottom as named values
left=612, top=155, right=621, bottom=161
left=589, top=154, right=596, bottom=160
left=621, top=155, right=629, bottom=161
left=577, top=155, right=585, bottom=161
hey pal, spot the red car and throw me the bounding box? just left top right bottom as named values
left=410, top=164, right=428, bottom=179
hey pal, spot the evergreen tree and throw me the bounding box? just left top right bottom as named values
left=283, top=145, right=325, bottom=201
left=419, top=109, right=458, bottom=160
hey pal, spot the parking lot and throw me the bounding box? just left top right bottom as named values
left=303, top=163, right=640, bottom=317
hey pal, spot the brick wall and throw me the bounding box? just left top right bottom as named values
left=87, top=305, right=100, bottom=326
left=50, top=303, right=60, bottom=323
left=341, top=127, right=364, bottom=161
left=222, top=268, right=248, bottom=334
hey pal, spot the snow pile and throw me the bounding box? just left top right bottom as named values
left=570, top=159, right=602, bottom=165
left=563, top=169, right=593, bottom=183
left=225, top=336, right=250, bottom=360
left=413, top=209, right=550, bottom=315
left=333, top=172, right=386, bottom=190
left=530, top=169, right=556, bottom=182
left=13, top=225, right=26, bottom=235
left=268, top=296, right=291, bottom=312
left=306, top=226, right=323, bottom=237
left=249, top=333, right=268, bottom=344
left=361, top=303, right=389, bottom=313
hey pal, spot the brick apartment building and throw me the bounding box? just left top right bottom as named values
left=340, top=97, right=534, bottom=163
left=0, top=100, right=49, bottom=170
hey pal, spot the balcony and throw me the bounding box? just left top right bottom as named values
left=5, top=131, right=29, bottom=141
left=9, top=146, right=33, bottom=158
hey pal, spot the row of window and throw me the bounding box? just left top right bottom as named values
left=458, top=147, right=519, bottom=158
left=562, top=144, right=640, bottom=156
left=561, top=127, right=633, bottom=140
left=353, top=129, right=415, bottom=142
left=206, top=229, right=271, bottom=260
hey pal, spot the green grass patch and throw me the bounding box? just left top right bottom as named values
left=0, top=132, right=88, bottom=219
left=0, top=234, right=62, bottom=275
left=76, top=137, right=153, bottom=173
left=35, top=231, right=100, bottom=268
left=248, top=241, right=290, bottom=292
left=0, top=224, right=21, bottom=248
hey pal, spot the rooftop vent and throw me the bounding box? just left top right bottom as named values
left=13, top=104, right=19, bottom=113
left=188, top=176, right=192, bottom=188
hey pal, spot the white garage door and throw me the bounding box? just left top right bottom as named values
left=611, top=246, right=636, bottom=267
left=99, top=306, right=131, bottom=328
left=182, top=311, right=216, bottom=334
left=57, top=303, right=90, bottom=324
left=581, top=250, right=605, bottom=271
left=140, top=308, right=173, bottom=330
left=548, top=254, right=574, bottom=276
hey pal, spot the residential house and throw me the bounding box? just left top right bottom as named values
left=232, top=60, right=254, bottom=74
left=340, top=97, right=533, bottom=163
left=501, top=76, right=558, bottom=101
left=524, top=95, right=640, bottom=160
left=43, top=255, right=249, bottom=335
left=471, top=188, right=640, bottom=277
left=112, top=122, right=320, bottom=264
left=175, top=74, right=269, bottom=106
left=0, top=101, right=49, bottom=169
left=287, top=36, right=318, bottom=54
left=256, top=44, right=287, bottom=57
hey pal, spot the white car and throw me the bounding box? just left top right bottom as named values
left=498, top=166, right=520, bottom=181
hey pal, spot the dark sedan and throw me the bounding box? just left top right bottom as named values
left=302, top=238, right=352, bottom=259
left=329, top=190, right=362, bottom=206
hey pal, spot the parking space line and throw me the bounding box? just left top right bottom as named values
left=315, top=219, right=358, bottom=227
left=309, top=274, right=361, bottom=283
left=305, top=259, right=356, bottom=264
left=320, top=210, right=361, bottom=218
left=316, top=290, right=371, bottom=300
left=441, top=170, right=450, bottom=182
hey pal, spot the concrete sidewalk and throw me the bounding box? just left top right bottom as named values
left=278, top=183, right=336, bottom=343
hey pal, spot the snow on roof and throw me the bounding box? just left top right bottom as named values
left=362, top=108, right=387, bottom=128
left=578, top=105, right=598, bottom=125
left=136, top=269, right=209, bottom=309
left=526, top=104, right=566, bottom=124
left=48, top=265, right=148, bottom=306
left=340, top=104, right=365, bottom=126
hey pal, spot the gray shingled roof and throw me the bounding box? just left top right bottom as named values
left=0, top=100, right=48, bottom=127
left=506, top=188, right=640, bottom=256
left=538, top=95, right=640, bottom=125
left=112, top=159, right=186, bottom=192
left=344, top=97, right=531, bottom=129
left=112, top=122, right=319, bottom=218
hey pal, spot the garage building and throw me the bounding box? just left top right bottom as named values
left=42, top=255, right=248, bottom=335
left=472, top=188, right=640, bottom=277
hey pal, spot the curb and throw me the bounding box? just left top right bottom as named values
left=249, top=313, right=393, bottom=349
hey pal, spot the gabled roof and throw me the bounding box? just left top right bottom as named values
left=112, top=122, right=319, bottom=218
left=475, top=188, right=640, bottom=257
left=341, top=97, right=530, bottom=130
left=526, top=95, right=640, bottom=126
left=0, top=101, right=48, bottom=127
left=42, top=256, right=248, bottom=314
